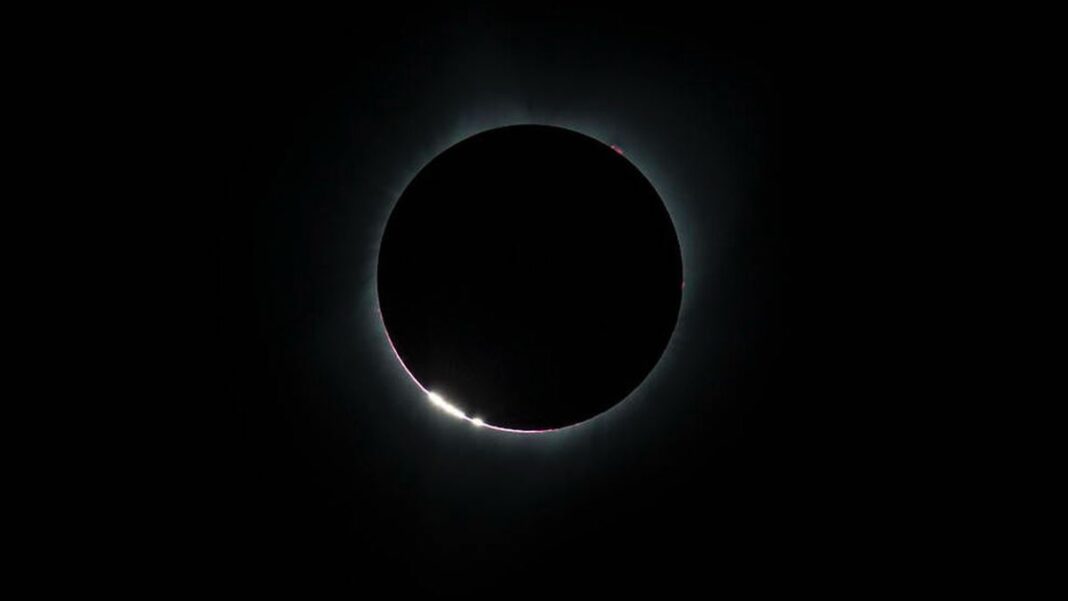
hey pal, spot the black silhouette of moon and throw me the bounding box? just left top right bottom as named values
left=377, top=125, right=682, bottom=432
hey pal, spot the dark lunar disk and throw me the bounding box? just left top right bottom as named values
left=378, top=125, right=683, bottom=431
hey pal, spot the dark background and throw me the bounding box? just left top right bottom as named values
left=200, top=8, right=922, bottom=592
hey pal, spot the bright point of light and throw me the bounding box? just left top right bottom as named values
left=427, top=391, right=466, bottom=419
left=426, top=392, right=487, bottom=429
left=422, top=389, right=561, bottom=433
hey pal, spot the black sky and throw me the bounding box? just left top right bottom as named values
left=203, top=9, right=915, bottom=592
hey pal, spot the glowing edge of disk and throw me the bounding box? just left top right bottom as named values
left=380, top=314, right=558, bottom=434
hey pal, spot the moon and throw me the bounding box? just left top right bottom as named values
left=377, top=125, right=683, bottom=432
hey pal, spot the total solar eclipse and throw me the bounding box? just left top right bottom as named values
left=378, top=125, right=683, bottom=432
